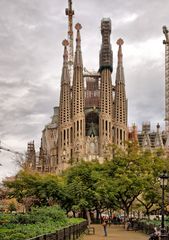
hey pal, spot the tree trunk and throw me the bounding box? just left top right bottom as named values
left=146, top=208, right=150, bottom=220
left=73, top=210, right=76, bottom=218
left=86, top=209, right=91, bottom=226
left=96, top=209, right=100, bottom=220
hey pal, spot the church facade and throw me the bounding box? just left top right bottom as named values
left=26, top=4, right=128, bottom=173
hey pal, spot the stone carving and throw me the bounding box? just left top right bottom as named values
left=86, top=136, right=98, bottom=156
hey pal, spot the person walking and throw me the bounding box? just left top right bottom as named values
left=149, top=227, right=160, bottom=240
left=102, top=220, right=108, bottom=237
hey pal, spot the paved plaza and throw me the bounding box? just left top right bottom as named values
left=81, top=224, right=148, bottom=240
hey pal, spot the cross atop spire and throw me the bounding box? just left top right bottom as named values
left=117, top=38, right=124, bottom=65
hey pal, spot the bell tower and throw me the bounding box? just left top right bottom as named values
left=114, top=38, right=128, bottom=146
left=99, top=18, right=113, bottom=157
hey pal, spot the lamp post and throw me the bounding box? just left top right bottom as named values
left=159, top=170, right=169, bottom=240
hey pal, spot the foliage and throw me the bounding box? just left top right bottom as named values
left=3, top=171, right=65, bottom=210
left=136, top=148, right=169, bottom=216
left=3, top=143, right=169, bottom=220
left=5, top=233, right=25, bottom=240
left=8, top=202, right=16, bottom=213
left=0, top=205, right=84, bottom=240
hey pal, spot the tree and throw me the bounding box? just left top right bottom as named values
left=3, top=143, right=169, bottom=221
left=136, top=148, right=169, bottom=218
left=103, top=143, right=168, bottom=218
left=3, top=170, right=64, bottom=210
left=63, top=161, right=100, bottom=224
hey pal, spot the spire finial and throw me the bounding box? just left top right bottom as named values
left=62, top=39, right=69, bottom=47
left=62, top=39, right=69, bottom=62
left=117, top=38, right=124, bottom=65
left=75, top=23, right=82, bottom=31
left=75, top=23, right=82, bottom=49
left=117, top=38, right=124, bottom=46
left=157, top=123, right=160, bottom=131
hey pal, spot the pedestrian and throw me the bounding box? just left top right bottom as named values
left=149, top=227, right=160, bottom=240
left=102, top=220, right=108, bottom=236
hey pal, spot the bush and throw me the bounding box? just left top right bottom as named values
left=31, top=205, right=67, bottom=223
left=5, top=233, right=25, bottom=240
left=8, top=202, right=16, bottom=213
left=0, top=205, right=85, bottom=239
left=9, top=205, right=67, bottom=225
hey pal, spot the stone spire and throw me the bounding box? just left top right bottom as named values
left=59, top=39, right=71, bottom=125
left=116, top=38, right=125, bottom=83
left=99, top=18, right=113, bottom=73
left=72, top=23, right=85, bottom=161
left=39, top=138, right=45, bottom=172
left=114, top=38, right=128, bottom=146
left=154, top=123, right=163, bottom=148
left=58, top=39, right=72, bottom=169
left=142, top=132, right=151, bottom=149
left=117, top=38, right=123, bottom=66
left=65, top=0, right=74, bottom=82
left=26, top=141, right=36, bottom=170
left=99, top=18, right=113, bottom=157
left=74, top=23, right=83, bottom=67
left=62, top=39, right=69, bottom=67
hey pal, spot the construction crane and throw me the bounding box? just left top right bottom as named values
left=65, top=0, right=74, bottom=82
left=0, top=145, right=24, bottom=156
left=0, top=141, right=25, bottom=157
left=0, top=141, right=25, bottom=167
left=163, top=26, right=169, bottom=133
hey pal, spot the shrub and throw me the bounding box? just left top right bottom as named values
left=8, top=202, right=16, bottom=213
left=0, top=205, right=85, bottom=239
left=5, top=233, right=25, bottom=240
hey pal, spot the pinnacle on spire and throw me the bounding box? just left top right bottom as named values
left=117, top=38, right=124, bottom=65
left=65, top=0, right=74, bottom=82
left=60, top=39, right=70, bottom=84
left=62, top=39, right=69, bottom=64
left=154, top=123, right=163, bottom=148
left=157, top=123, right=160, bottom=131
left=115, top=38, right=125, bottom=84
left=75, top=23, right=82, bottom=49
left=74, top=23, right=83, bottom=67
left=75, top=22, right=82, bottom=31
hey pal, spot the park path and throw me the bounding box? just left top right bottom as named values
left=81, top=224, right=148, bottom=240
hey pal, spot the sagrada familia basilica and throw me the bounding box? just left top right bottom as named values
left=25, top=1, right=169, bottom=173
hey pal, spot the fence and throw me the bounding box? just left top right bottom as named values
left=130, top=221, right=169, bottom=239
left=28, top=221, right=87, bottom=240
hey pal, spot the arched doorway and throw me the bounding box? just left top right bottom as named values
left=85, top=111, right=99, bottom=137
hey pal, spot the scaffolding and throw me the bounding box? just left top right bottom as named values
left=163, top=26, right=169, bottom=132
left=26, top=141, right=36, bottom=170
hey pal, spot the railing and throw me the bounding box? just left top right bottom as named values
left=27, top=221, right=87, bottom=240
left=129, top=221, right=169, bottom=239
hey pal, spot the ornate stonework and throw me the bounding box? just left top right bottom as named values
left=26, top=5, right=128, bottom=173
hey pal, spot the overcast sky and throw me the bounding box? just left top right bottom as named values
left=0, top=0, right=169, bottom=180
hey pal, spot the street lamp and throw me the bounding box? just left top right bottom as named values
left=159, top=170, right=169, bottom=240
